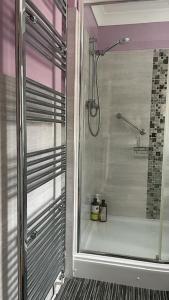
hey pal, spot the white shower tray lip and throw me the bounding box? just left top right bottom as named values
left=74, top=251, right=169, bottom=271
left=73, top=252, right=169, bottom=291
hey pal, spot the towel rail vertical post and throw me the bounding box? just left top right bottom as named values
left=15, top=1, right=27, bottom=299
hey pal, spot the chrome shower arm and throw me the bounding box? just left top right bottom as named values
left=95, top=37, right=130, bottom=56
left=96, top=41, right=120, bottom=56
left=116, top=113, right=146, bottom=135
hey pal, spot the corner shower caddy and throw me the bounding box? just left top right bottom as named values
left=16, top=0, right=67, bottom=299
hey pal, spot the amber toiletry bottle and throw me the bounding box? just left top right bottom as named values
left=99, top=199, right=107, bottom=222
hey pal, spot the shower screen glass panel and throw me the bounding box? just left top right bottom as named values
left=79, top=0, right=169, bottom=262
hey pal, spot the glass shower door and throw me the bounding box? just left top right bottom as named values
left=79, top=1, right=169, bottom=263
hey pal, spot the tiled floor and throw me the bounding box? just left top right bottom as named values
left=56, top=277, right=169, bottom=300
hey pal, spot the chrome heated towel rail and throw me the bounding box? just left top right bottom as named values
left=16, top=1, right=67, bottom=299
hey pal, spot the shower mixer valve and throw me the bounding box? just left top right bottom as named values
left=86, top=99, right=99, bottom=111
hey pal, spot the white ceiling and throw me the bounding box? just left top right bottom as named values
left=86, top=0, right=169, bottom=26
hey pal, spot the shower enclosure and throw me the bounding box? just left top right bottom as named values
left=77, top=0, right=169, bottom=270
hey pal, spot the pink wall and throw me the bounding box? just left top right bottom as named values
left=84, top=6, right=98, bottom=39
left=97, top=22, right=169, bottom=51
left=0, top=0, right=76, bottom=78
left=26, top=0, right=63, bottom=91
left=68, top=0, right=78, bottom=8
left=84, top=6, right=169, bottom=51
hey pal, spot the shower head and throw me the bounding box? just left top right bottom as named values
left=119, top=37, right=130, bottom=44
left=96, top=36, right=131, bottom=56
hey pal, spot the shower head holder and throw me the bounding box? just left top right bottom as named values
left=86, top=99, right=99, bottom=110
left=95, top=49, right=105, bottom=56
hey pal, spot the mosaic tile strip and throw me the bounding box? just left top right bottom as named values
left=146, top=49, right=169, bottom=219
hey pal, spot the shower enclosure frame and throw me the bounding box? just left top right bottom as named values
left=16, top=0, right=67, bottom=299
left=77, top=25, right=167, bottom=266
left=73, top=0, right=169, bottom=290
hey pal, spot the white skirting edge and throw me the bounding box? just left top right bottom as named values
left=73, top=253, right=169, bottom=291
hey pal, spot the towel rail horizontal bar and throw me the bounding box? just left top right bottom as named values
left=28, top=215, right=65, bottom=259
left=28, top=223, right=65, bottom=268
left=28, top=257, right=64, bottom=299
left=28, top=217, right=65, bottom=256
left=27, top=192, right=65, bottom=228
left=26, top=36, right=66, bottom=72
left=35, top=264, right=64, bottom=300
left=26, top=106, right=65, bottom=118
left=26, top=20, right=66, bottom=59
left=25, top=10, right=65, bottom=54
left=34, top=264, right=64, bottom=300
left=55, top=0, right=67, bottom=14
left=27, top=158, right=66, bottom=176
left=26, top=0, right=66, bottom=46
left=27, top=209, right=65, bottom=249
left=26, top=37, right=65, bottom=71
left=59, top=0, right=67, bottom=11
left=28, top=213, right=65, bottom=258
left=26, top=18, right=66, bottom=59
left=28, top=244, right=65, bottom=292
left=28, top=224, right=65, bottom=271
left=27, top=107, right=64, bottom=118
left=58, top=0, right=67, bottom=13
left=28, top=250, right=65, bottom=291
left=26, top=78, right=65, bottom=99
left=28, top=234, right=65, bottom=274
left=54, top=0, right=66, bottom=17
left=27, top=115, right=65, bottom=123
left=28, top=226, right=65, bottom=272
left=26, top=23, right=66, bottom=63
left=27, top=163, right=65, bottom=185
left=26, top=1, right=65, bottom=46
left=27, top=167, right=65, bottom=189
left=27, top=145, right=65, bottom=158
left=27, top=204, right=65, bottom=241
left=28, top=254, right=64, bottom=297
left=28, top=237, right=65, bottom=284
left=27, top=203, right=65, bottom=242
left=28, top=230, right=65, bottom=275
left=26, top=25, right=66, bottom=66
left=28, top=228, right=65, bottom=269
left=28, top=228, right=65, bottom=270
left=27, top=150, right=65, bottom=166
left=26, top=87, right=65, bottom=104
left=26, top=98, right=65, bottom=112
left=28, top=248, right=65, bottom=291
left=27, top=169, right=65, bottom=193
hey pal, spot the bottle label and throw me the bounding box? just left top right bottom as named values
left=91, top=205, right=99, bottom=221
left=91, top=213, right=99, bottom=221
left=91, top=205, right=99, bottom=214
left=100, top=207, right=107, bottom=222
